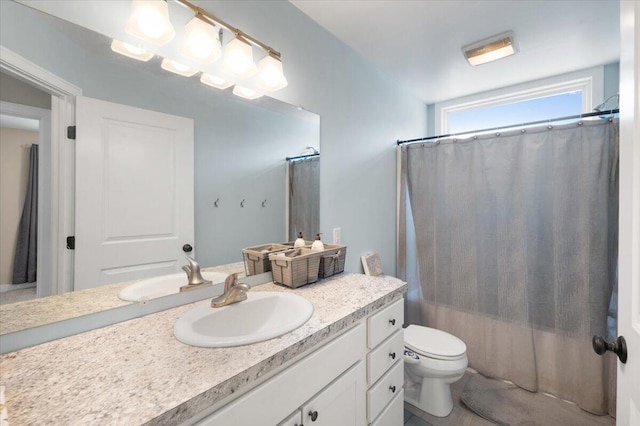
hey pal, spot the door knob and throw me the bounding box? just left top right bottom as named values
left=182, top=244, right=193, bottom=253
left=592, top=335, right=627, bottom=364
left=308, top=410, right=318, bottom=421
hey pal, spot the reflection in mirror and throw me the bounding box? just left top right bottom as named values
left=0, top=0, right=319, bottom=336
left=287, top=152, right=320, bottom=241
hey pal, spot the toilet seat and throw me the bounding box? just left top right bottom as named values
left=404, top=325, right=467, bottom=361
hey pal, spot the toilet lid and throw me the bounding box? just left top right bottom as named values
left=404, top=325, right=467, bottom=360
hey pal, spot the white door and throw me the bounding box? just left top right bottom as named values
left=74, top=96, right=194, bottom=290
left=616, top=1, right=640, bottom=424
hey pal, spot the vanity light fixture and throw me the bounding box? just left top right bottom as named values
left=125, top=0, right=175, bottom=46
left=462, top=31, right=517, bottom=66
left=181, top=14, right=222, bottom=64
left=200, top=73, right=234, bottom=90
left=222, top=37, right=258, bottom=79
left=161, top=58, right=199, bottom=77
left=110, top=40, right=154, bottom=61
left=256, top=53, right=288, bottom=92
left=232, top=85, right=263, bottom=100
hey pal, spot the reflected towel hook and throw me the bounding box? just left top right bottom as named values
left=240, top=199, right=246, bottom=208
left=262, top=199, right=267, bottom=207
left=214, top=198, right=220, bottom=208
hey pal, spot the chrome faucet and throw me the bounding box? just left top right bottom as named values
left=211, top=273, right=250, bottom=308
left=179, top=257, right=212, bottom=292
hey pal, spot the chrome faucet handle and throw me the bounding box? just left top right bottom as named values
left=224, top=273, right=239, bottom=291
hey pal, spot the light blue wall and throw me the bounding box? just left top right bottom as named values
left=2, top=1, right=428, bottom=274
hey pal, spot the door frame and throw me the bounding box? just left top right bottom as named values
left=0, top=46, right=81, bottom=295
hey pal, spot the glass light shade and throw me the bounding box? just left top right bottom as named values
left=232, top=85, right=263, bottom=100
left=125, top=0, right=175, bottom=46
left=222, top=38, right=257, bottom=79
left=256, top=55, right=288, bottom=92
left=463, top=33, right=517, bottom=66
left=200, top=73, right=233, bottom=90
left=110, top=39, right=154, bottom=62
left=181, top=17, right=222, bottom=64
left=161, top=58, right=199, bottom=77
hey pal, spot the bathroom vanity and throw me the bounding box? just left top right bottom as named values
left=0, top=273, right=406, bottom=425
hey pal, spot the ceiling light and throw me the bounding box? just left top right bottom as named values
left=223, top=37, right=257, bottom=79
left=181, top=15, right=222, bottom=64
left=462, top=31, right=517, bottom=66
left=232, top=85, right=263, bottom=100
left=256, top=53, right=288, bottom=92
left=125, top=0, right=175, bottom=46
left=200, top=73, right=233, bottom=90
left=110, top=39, right=154, bottom=61
left=161, top=58, right=199, bottom=77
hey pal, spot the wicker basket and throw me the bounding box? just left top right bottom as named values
left=318, top=244, right=347, bottom=278
left=242, top=244, right=289, bottom=276
left=269, top=248, right=322, bottom=288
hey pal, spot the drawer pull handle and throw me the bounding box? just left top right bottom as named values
left=309, top=410, right=318, bottom=422
left=389, top=318, right=396, bottom=326
left=389, top=352, right=396, bottom=360
left=389, top=385, right=396, bottom=393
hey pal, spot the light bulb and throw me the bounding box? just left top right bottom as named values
left=256, top=54, right=288, bottom=92
left=232, top=85, right=263, bottom=100
left=200, top=73, right=233, bottom=90
left=181, top=16, right=221, bottom=64
left=222, top=38, right=257, bottom=79
left=125, top=0, right=175, bottom=46
left=110, top=39, right=154, bottom=62
left=161, top=58, right=198, bottom=77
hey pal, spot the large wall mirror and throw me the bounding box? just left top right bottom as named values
left=0, top=0, right=320, bottom=337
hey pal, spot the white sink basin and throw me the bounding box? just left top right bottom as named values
left=174, top=291, right=314, bottom=347
left=118, top=271, right=229, bottom=302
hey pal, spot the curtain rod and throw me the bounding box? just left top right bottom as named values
left=286, top=153, right=320, bottom=161
left=396, top=109, right=619, bottom=146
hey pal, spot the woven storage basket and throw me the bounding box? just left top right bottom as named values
left=269, top=248, right=322, bottom=288
left=242, top=244, right=289, bottom=276
left=318, top=244, right=347, bottom=278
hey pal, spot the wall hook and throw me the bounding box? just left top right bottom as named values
left=240, top=199, right=246, bottom=208
left=214, top=198, right=220, bottom=208
left=262, top=199, right=267, bottom=207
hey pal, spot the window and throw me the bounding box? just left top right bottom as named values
left=435, top=66, right=603, bottom=135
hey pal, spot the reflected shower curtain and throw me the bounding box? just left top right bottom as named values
left=288, top=156, right=320, bottom=241
left=12, top=143, right=38, bottom=284
left=398, top=119, right=618, bottom=416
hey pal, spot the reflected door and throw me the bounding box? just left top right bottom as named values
left=74, top=96, right=194, bottom=290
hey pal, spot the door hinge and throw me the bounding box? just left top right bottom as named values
left=66, top=236, right=75, bottom=250
left=67, top=125, right=76, bottom=140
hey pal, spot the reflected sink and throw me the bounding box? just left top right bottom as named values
left=118, top=271, right=229, bottom=302
left=174, top=291, right=314, bottom=347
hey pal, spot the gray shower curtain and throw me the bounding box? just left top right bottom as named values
left=12, top=143, right=38, bottom=284
left=398, top=118, right=618, bottom=416
left=288, top=156, right=320, bottom=241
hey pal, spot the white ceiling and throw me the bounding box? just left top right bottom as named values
left=289, top=0, right=620, bottom=104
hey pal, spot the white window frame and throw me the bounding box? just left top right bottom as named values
left=435, top=66, right=604, bottom=135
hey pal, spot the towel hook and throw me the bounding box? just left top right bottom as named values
left=240, top=199, right=246, bottom=208
left=214, top=198, right=220, bottom=208
left=262, top=199, right=267, bottom=207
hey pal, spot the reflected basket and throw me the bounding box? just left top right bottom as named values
left=242, top=244, right=289, bottom=276
left=269, top=248, right=322, bottom=288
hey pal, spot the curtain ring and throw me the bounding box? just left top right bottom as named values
left=521, top=129, right=526, bottom=133
left=453, top=138, right=458, bottom=143
left=495, top=132, right=501, bottom=137
left=578, top=121, right=584, bottom=126
left=547, top=125, right=553, bottom=130
left=473, top=135, right=478, bottom=140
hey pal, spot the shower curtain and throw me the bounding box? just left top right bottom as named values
left=398, top=119, right=618, bottom=416
left=12, top=143, right=38, bottom=284
left=288, top=156, right=320, bottom=241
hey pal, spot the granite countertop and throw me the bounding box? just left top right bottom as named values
left=0, top=273, right=406, bottom=425
left=0, top=262, right=245, bottom=335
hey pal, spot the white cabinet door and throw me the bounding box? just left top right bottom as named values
left=74, top=96, right=194, bottom=290
left=278, top=410, right=303, bottom=426
left=302, top=361, right=366, bottom=426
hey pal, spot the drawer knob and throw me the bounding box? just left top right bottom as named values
left=389, top=385, right=396, bottom=393
left=309, top=410, right=318, bottom=421
left=389, top=352, right=396, bottom=360
left=389, top=318, right=396, bottom=326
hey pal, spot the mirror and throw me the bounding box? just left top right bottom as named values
left=0, top=1, right=320, bottom=336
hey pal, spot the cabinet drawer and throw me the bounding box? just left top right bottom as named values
left=371, top=389, right=404, bottom=426
left=367, top=329, right=404, bottom=385
left=367, top=298, right=403, bottom=349
left=366, top=360, right=404, bottom=422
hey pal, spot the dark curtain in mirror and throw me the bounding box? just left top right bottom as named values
left=288, top=156, right=320, bottom=242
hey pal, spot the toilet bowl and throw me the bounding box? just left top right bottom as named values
left=403, top=325, right=468, bottom=417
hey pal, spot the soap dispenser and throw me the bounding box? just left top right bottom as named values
left=294, top=232, right=306, bottom=248
left=311, top=233, right=325, bottom=251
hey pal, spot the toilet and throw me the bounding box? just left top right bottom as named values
left=403, top=325, right=468, bottom=417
